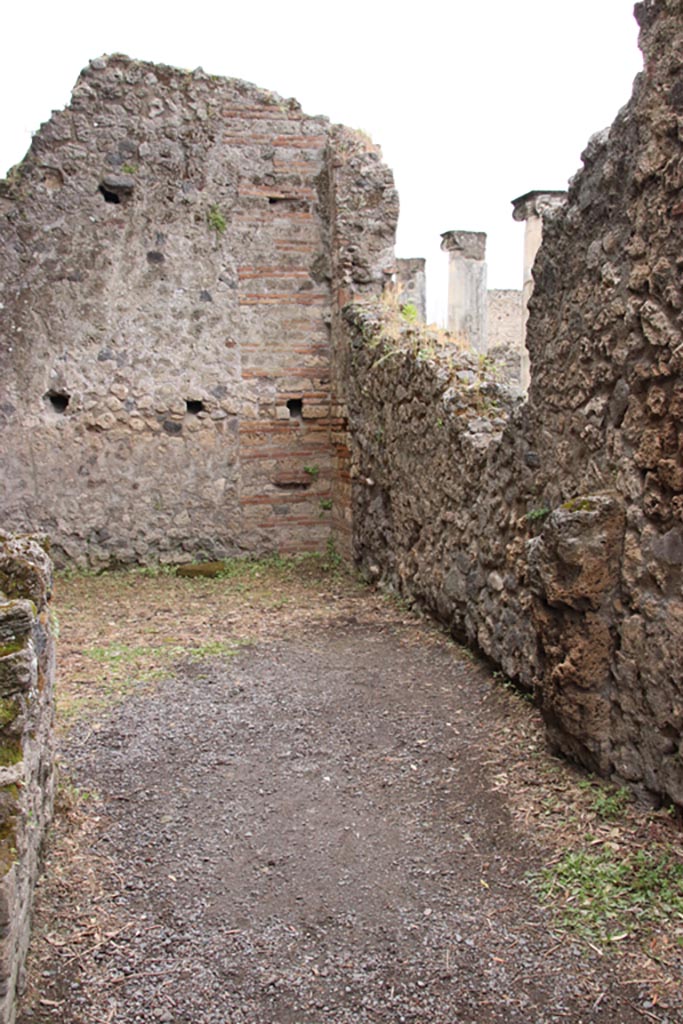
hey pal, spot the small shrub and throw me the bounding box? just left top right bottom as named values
left=207, top=205, right=227, bottom=234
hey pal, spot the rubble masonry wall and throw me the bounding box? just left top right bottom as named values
left=344, top=0, right=683, bottom=806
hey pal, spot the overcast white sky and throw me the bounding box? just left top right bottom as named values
left=2, top=0, right=642, bottom=322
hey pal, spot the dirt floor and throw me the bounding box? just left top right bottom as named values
left=16, top=558, right=683, bottom=1024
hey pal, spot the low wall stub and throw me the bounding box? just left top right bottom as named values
left=0, top=535, right=55, bottom=1024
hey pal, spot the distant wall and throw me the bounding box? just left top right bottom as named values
left=441, top=234, right=523, bottom=387
left=0, top=535, right=55, bottom=1024
left=487, top=289, right=523, bottom=387
left=396, top=258, right=427, bottom=322
left=343, top=0, right=683, bottom=806
left=0, top=56, right=397, bottom=567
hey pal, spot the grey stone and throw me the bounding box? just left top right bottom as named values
left=651, top=528, right=683, bottom=565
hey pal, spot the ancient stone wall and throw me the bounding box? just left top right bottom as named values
left=487, top=289, right=523, bottom=388
left=326, top=129, right=399, bottom=557
left=0, top=535, right=55, bottom=1024
left=344, top=0, right=683, bottom=807
left=0, top=57, right=397, bottom=567
left=396, top=258, right=427, bottom=322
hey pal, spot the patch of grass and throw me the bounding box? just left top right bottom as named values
left=54, top=564, right=103, bottom=581
left=54, top=550, right=361, bottom=731
left=184, top=639, right=249, bottom=660
left=536, top=846, right=683, bottom=945
left=56, top=778, right=99, bottom=816
left=129, top=563, right=177, bottom=578
left=84, top=637, right=245, bottom=677
left=578, top=779, right=632, bottom=820
left=214, top=554, right=290, bottom=582
left=59, top=635, right=248, bottom=726
left=321, top=536, right=343, bottom=573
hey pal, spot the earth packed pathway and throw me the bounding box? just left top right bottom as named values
left=17, top=564, right=683, bottom=1024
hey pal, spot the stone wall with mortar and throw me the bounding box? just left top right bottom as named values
left=0, top=535, right=55, bottom=1024
left=344, top=0, right=683, bottom=806
left=396, top=258, right=427, bottom=322
left=487, top=288, right=523, bottom=389
left=326, top=130, right=399, bottom=558
left=0, top=56, right=396, bottom=567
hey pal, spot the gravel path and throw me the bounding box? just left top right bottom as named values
left=19, top=593, right=672, bottom=1024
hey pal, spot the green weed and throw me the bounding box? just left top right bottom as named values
left=525, top=507, right=551, bottom=523
left=578, top=779, right=632, bottom=820
left=129, top=563, right=177, bottom=578
left=321, top=536, right=343, bottom=573
left=56, top=778, right=99, bottom=813
left=536, top=846, right=683, bottom=944
left=207, top=205, right=227, bottom=234
left=59, top=635, right=248, bottom=726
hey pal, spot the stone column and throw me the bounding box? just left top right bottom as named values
left=440, top=230, right=488, bottom=353
left=511, top=190, right=567, bottom=391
